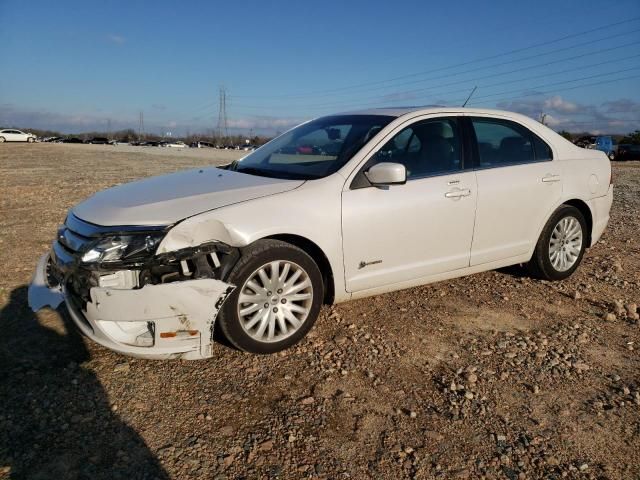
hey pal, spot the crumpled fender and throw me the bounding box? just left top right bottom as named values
left=157, top=217, right=246, bottom=253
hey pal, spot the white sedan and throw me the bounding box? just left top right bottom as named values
left=0, top=129, right=37, bottom=143
left=30, top=107, right=612, bottom=359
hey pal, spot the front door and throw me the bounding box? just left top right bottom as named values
left=341, top=117, right=477, bottom=292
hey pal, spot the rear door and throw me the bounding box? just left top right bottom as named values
left=467, top=116, right=562, bottom=266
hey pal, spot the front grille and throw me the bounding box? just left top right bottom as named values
left=65, top=266, right=98, bottom=309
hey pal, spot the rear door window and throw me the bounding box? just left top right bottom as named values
left=470, top=118, right=552, bottom=168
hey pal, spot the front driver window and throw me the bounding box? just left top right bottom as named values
left=371, top=118, right=462, bottom=179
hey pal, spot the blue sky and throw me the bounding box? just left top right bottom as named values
left=1, top=0, right=639, bottom=135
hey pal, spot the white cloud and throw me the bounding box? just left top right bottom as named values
left=543, top=95, right=579, bottom=114
left=0, top=105, right=131, bottom=133
left=496, top=95, right=640, bottom=133
left=0, top=105, right=304, bottom=135
left=226, top=116, right=304, bottom=131
left=602, top=99, right=640, bottom=114
left=107, top=34, right=126, bottom=45
left=540, top=113, right=562, bottom=127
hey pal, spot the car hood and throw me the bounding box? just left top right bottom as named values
left=72, top=167, right=304, bottom=226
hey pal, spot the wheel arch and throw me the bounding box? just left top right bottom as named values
left=529, top=197, right=595, bottom=263
left=264, top=233, right=335, bottom=304
left=562, top=198, right=593, bottom=246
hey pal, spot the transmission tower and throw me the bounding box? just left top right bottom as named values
left=216, top=86, right=229, bottom=140
left=138, top=111, right=145, bottom=140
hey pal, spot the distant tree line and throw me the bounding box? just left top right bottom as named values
left=8, top=125, right=640, bottom=146
left=4, top=127, right=274, bottom=146
left=557, top=130, right=640, bottom=145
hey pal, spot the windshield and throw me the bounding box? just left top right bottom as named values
left=228, top=115, right=394, bottom=180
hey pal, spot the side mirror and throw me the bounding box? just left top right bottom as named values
left=365, top=162, right=406, bottom=186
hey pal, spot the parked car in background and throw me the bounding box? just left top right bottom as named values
left=30, top=107, right=612, bottom=360
left=0, top=129, right=37, bottom=143
left=575, top=135, right=615, bottom=160
left=61, top=137, right=84, bottom=144
left=161, top=141, right=186, bottom=148
left=191, top=141, right=215, bottom=148
left=575, top=136, right=596, bottom=149
left=89, top=137, right=110, bottom=145
left=109, top=139, right=130, bottom=146
left=594, top=136, right=615, bottom=160
left=615, top=144, right=640, bottom=161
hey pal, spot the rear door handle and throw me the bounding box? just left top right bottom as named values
left=542, top=174, right=561, bottom=183
left=445, top=188, right=471, bottom=199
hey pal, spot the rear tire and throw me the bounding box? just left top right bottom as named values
left=527, top=205, right=587, bottom=281
left=0, top=137, right=5, bottom=143
left=218, top=239, right=324, bottom=354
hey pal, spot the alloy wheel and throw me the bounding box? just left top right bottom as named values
left=237, top=260, right=313, bottom=343
left=548, top=216, right=583, bottom=272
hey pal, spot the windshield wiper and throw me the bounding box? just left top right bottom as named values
left=235, top=166, right=279, bottom=178
left=236, top=166, right=317, bottom=181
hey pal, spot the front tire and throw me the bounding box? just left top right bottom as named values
left=218, top=239, right=324, bottom=354
left=0, top=137, right=5, bottom=143
left=527, top=205, right=587, bottom=280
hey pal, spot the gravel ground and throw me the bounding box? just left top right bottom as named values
left=0, top=143, right=638, bottom=480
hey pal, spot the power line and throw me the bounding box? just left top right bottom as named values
left=166, top=18, right=640, bottom=132
left=178, top=19, right=640, bottom=120
left=227, top=35, right=640, bottom=112
left=467, top=65, right=640, bottom=104
left=230, top=42, right=640, bottom=113
left=365, top=42, right=640, bottom=108
left=469, top=72, right=640, bottom=107
left=231, top=17, right=640, bottom=99
left=229, top=70, right=640, bottom=119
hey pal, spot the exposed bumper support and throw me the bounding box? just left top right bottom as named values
left=28, top=253, right=64, bottom=311
left=29, top=254, right=234, bottom=360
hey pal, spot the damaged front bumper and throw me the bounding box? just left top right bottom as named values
left=29, top=253, right=234, bottom=360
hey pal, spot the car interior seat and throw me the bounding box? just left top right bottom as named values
left=499, top=136, right=533, bottom=164
left=407, top=122, right=455, bottom=176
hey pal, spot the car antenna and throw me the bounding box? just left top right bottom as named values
left=461, top=86, right=477, bottom=107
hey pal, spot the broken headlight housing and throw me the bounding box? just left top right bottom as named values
left=81, top=233, right=165, bottom=264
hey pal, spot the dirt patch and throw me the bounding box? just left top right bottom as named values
left=0, top=144, right=638, bottom=479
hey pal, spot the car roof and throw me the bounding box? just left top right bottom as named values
left=339, top=106, right=530, bottom=118
left=335, top=106, right=559, bottom=137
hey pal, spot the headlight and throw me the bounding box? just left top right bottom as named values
left=81, top=233, right=164, bottom=264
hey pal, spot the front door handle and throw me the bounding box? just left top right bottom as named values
left=445, top=188, right=471, bottom=199
left=542, top=174, right=561, bottom=183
